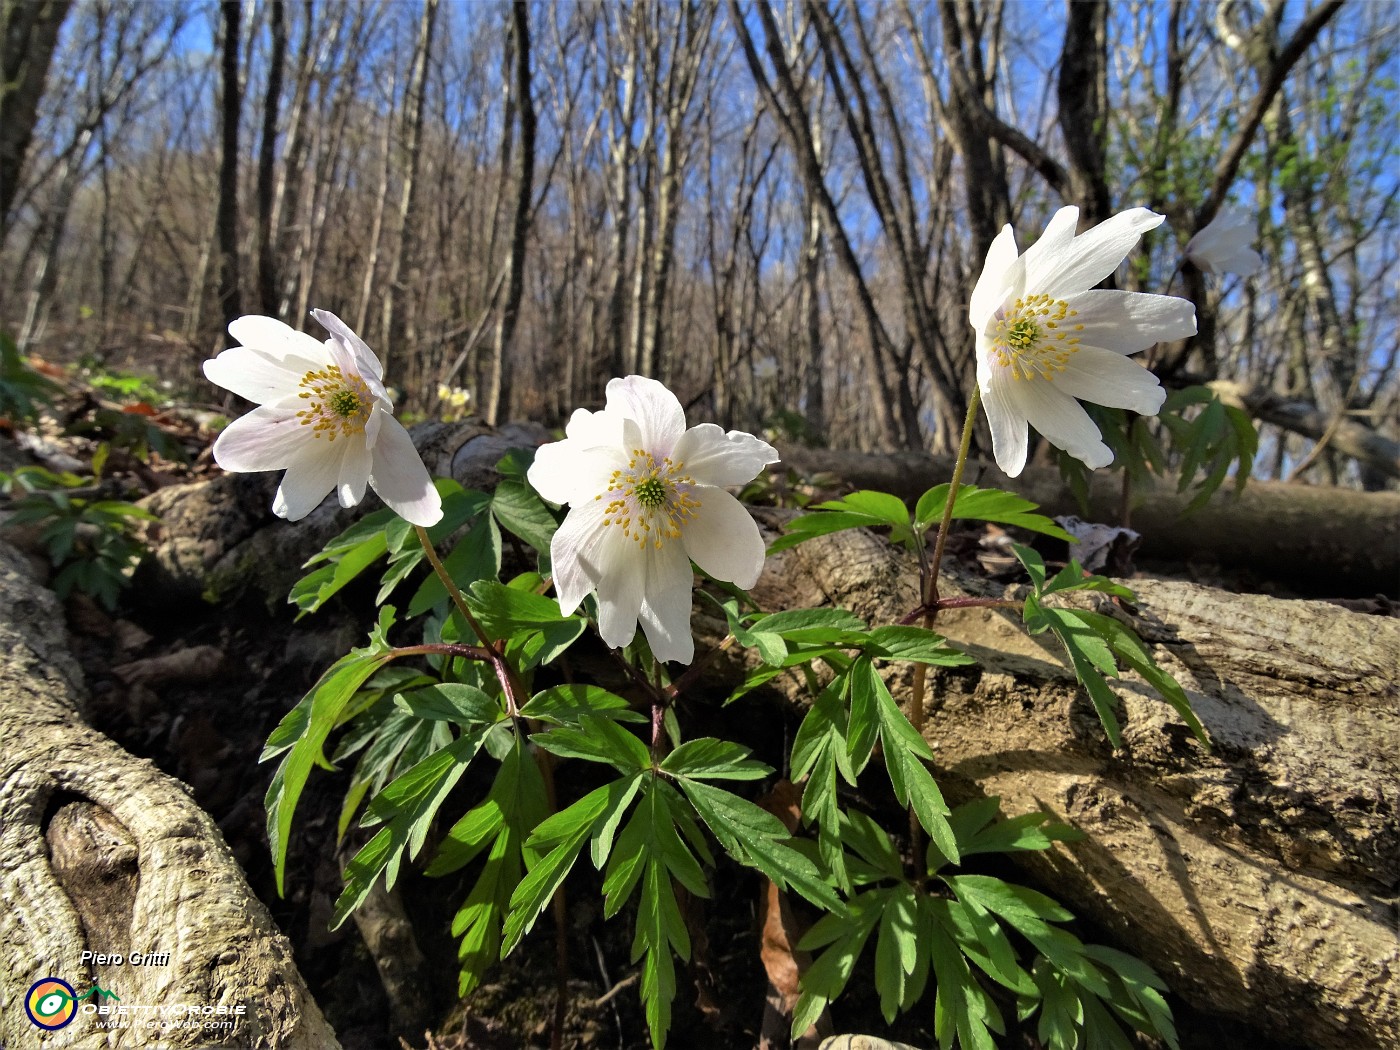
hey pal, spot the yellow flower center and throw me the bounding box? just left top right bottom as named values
left=633, top=476, right=667, bottom=508
left=597, top=449, right=701, bottom=550
left=296, top=366, right=373, bottom=440
left=990, top=293, right=1084, bottom=381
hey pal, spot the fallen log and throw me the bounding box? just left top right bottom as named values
left=0, top=540, right=339, bottom=1049
left=1203, top=378, right=1400, bottom=482
left=774, top=445, right=1400, bottom=597
left=737, top=515, right=1399, bottom=1050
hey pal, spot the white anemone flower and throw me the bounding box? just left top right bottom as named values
left=969, top=206, right=1197, bottom=477
left=204, top=310, right=443, bottom=526
left=528, top=375, right=779, bottom=664
left=1184, top=205, right=1263, bottom=277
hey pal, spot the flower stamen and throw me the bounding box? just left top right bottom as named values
left=296, top=365, right=373, bottom=441
left=602, top=451, right=700, bottom=550
left=991, top=293, right=1084, bottom=381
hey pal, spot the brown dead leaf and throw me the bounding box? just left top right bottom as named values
left=113, top=644, right=224, bottom=688
left=757, top=780, right=829, bottom=1050
left=112, top=618, right=154, bottom=654
left=64, top=592, right=116, bottom=637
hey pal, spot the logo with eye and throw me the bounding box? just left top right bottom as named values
left=26, top=977, right=78, bottom=1030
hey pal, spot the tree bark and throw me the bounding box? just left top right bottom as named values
left=379, top=0, right=438, bottom=368
left=0, top=541, right=338, bottom=1049
left=215, top=0, right=243, bottom=330
left=0, top=0, right=71, bottom=254
left=739, top=517, right=1399, bottom=1050
left=483, top=0, right=536, bottom=426
left=255, top=0, right=286, bottom=316
left=1056, top=0, right=1111, bottom=227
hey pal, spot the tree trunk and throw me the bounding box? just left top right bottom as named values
left=270, top=0, right=321, bottom=318
left=354, top=69, right=397, bottom=338
left=379, top=0, right=438, bottom=368
left=216, top=0, right=243, bottom=331
left=1056, top=0, right=1112, bottom=227
left=0, top=0, right=71, bottom=253
left=738, top=516, right=1398, bottom=1050
left=0, top=542, right=338, bottom=1050
left=483, top=0, right=536, bottom=426
left=729, top=0, right=907, bottom=448
left=255, top=0, right=286, bottom=316
left=798, top=187, right=825, bottom=444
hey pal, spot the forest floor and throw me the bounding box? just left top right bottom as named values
left=58, top=538, right=1309, bottom=1050
left=3, top=366, right=1380, bottom=1050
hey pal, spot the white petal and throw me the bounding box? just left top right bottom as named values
left=605, top=375, right=686, bottom=458
left=593, top=538, right=646, bottom=651
left=564, top=405, right=626, bottom=446
left=528, top=437, right=628, bottom=507
left=1035, top=208, right=1164, bottom=299
left=671, top=424, right=779, bottom=487
left=968, top=224, right=1021, bottom=332
left=549, top=499, right=610, bottom=615
left=203, top=346, right=304, bottom=404
left=338, top=438, right=372, bottom=507
left=227, top=315, right=330, bottom=368
left=367, top=416, right=442, bottom=526
left=321, top=333, right=360, bottom=384
left=980, top=365, right=1031, bottom=478
left=1068, top=290, right=1197, bottom=354
left=637, top=542, right=695, bottom=664
left=1018, top=206, right=1081, bottom=293
left=363, top=396, right=385, bottom=448
left=1186, top=207, right=1261, bottom=276
left=312, top=308, right=386, bottom=382
left=1196, top=243, right=1262, bottom=277
left=680, top=487, right=767, bottom=588
left=211, top=401, right=308, bottom=471
left=1012, top=380, right=1113, bottom=470
left=1055, top=346, right=1167, bottom=415
left=273, top=442, right=346, bottom=521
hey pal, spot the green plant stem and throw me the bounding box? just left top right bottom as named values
left=534, top=739, right=569, bottom=1050
left=413, top=523, right=527, bottom=716
left=392, top=643, right=494, bottom=662
left=925, top=386, right=983, bottom=606
left=415, top=524, right=486, bottom=643
left=417, top=524, right=565, bottom=1044
left=907, top=386, right=982, bottom=880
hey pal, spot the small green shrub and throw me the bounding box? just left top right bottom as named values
left=0, top=465, right=157, bottom=609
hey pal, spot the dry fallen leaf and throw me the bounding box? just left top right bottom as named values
left=757, top=779, right=829, bottom=1050
left=113, top=644, right=224, bottom=688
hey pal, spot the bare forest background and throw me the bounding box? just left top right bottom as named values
left=1, top=0, right=1395, bottom=486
